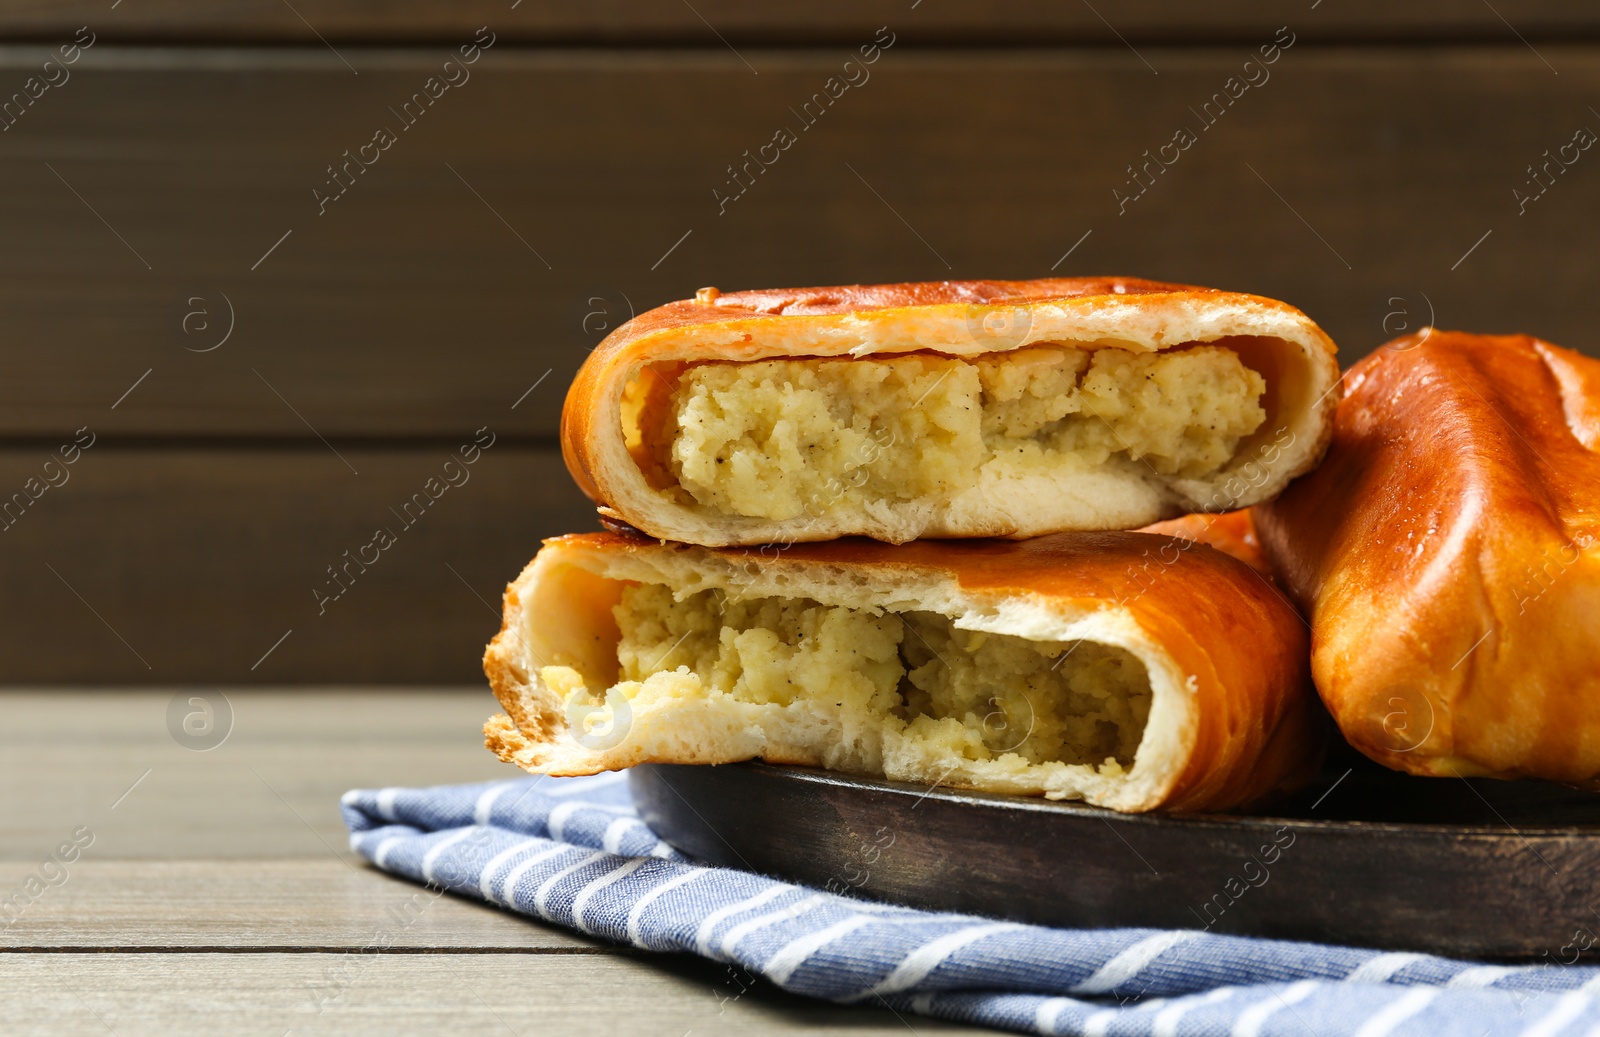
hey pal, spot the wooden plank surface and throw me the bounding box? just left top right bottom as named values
left=0, top=953, right=979, bottom=1035
left=3, top=38, right=1595, bottom=683
left=0, top=1, right=1596, bottom=44
left=0, top=446, right=594, bottom=684
left=0, top=46, right=1598, bottom=440
left=0, top=688, right=984, bottom=1035
left=0, top=690, right=513, bottom=857
left=0, top=861, right=592, bottom=950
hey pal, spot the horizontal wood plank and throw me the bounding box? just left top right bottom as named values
left=0, top=952, right=981, bottom=1035
left=0, top=2, right=1597, bottom=44
left=0, top=689, right=988, bottom=1034
left=0, top=690, right=516, bottom=859
left=0, top=46, right=1596, bottom=438
left=0, top=446, right=596, bottom=684
left=0, top=861, right=591, bottom=950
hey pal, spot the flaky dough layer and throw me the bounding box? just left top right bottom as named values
left=562, top=277, right=1341, bottom=546
left=483, top=531, right=1322, bottom=813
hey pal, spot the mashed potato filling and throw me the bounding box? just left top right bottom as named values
left=631, top=346, right=1267, bottom=521
left=561, top=582, right=1153, bottom=772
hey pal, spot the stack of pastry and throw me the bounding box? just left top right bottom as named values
left=482, top=278, right=1600, bottom=812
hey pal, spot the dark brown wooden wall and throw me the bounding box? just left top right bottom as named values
left=2, top=4, right=1596, bottom=683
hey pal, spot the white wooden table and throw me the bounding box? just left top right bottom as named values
left=0, top=689, right=983, bottom=1035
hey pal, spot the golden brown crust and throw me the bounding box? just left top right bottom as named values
left=1139, top=509, right=1268, bottom=575
left=562, top=276, right=1342, bottom=545
left=1257, top=330, right=1600, bottom=785
left=483, top=529, right=1322, bottom=813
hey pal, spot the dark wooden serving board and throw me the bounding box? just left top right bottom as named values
left=630, top=755, right=1600, bottom=960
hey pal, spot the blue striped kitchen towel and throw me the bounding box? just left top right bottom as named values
left=342, top=774, right=1600, bottom=1036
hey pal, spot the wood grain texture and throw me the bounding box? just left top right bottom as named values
left=0, top=46, right=1598, bottom=439
left=0, top=446, right=595, bottom=684
left=0, top=690, right=515, bottom=859
left=0, top=861, right=591, bottom=950
left=4, top=39, right=1596, bottom=681
left=0, top=2, right=1596, bottom=44
left=0, top=953, right=979, bottom=1035
left=0, top=689, right=985, bottom=1036
left=634, top=762, right=1600, bottom=959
